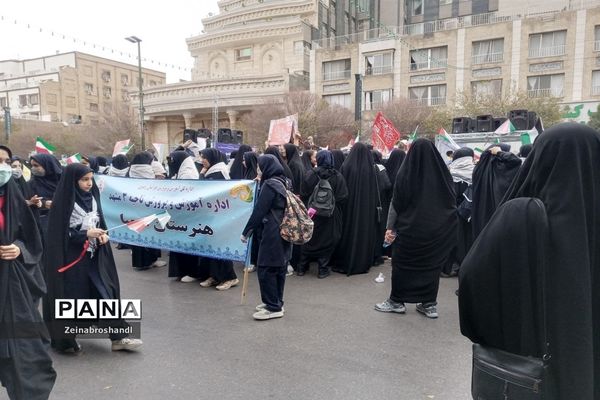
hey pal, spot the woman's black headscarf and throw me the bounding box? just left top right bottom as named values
left=229, top=144, right=252, bottom=179
left=392, top=139, right=457, bottom=266
left=200, top=148, right=222, bottom=168
left=83, top=156, right=99, bottom=173
left=452, top=147, right=474, bottom=161
left=29, top=154, right=63, bottom=200
left=371, top=150, right=383, bottom=165
left=264, top=146, right=293, bottom=180
left=131, top=152, right=154, bottom=165
left=518, top=144, right=532, bottom=158
left=283, top=144, right=304, bottom=194
left=111, top=154, right=130, bottom=170
left=316, top=150, right=334, bottom=168
left=168, top=151, right=189, bottom=178
left=461, top=123, right=600, bottom=399
left=471, top=143, right=522, bottom=239
left=258, top=154, right=287, bottom=198
left=71, top=164, right=94, bottom=212
left=331, top=150, right=345, bottom=171
left=243, top=151, right=258, bottom=180
left=385, top=149, right=406, bottom=184
left=301, top=150, right=315, bottom=172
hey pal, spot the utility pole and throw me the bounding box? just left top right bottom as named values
left=125, top=36, right=145, bottom=149
left=3, top=107, right=11, bottom=142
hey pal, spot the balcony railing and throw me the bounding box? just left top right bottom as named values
left=527, top=88, right=563, bottom=98
left=595, top=40, right=600, bottom=52
left=592, top=86, right=600, bottom=96
left=409, top=97, right=447, bottom=106
left=323, top=70, right=351, bottom=81
left=529, top=45, right=566, bottom=58
left=365, top=65, right=394, bottom=75
left=410, top=59, right=448, bottom=71
left=472, top=52, right=504, bottom=65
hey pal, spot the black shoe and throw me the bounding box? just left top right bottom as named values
left=372, top=257, right=385, bottom=266
left=318, top=268, right=331, bottom=279
left=296, top=270, right=305, bottom=276
left=52, top=339, right=82, bottom=354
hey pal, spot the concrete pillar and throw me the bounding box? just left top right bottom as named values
left=182, top=112, right=194, bottom=129
left=227, top=110, right=239, bottom=130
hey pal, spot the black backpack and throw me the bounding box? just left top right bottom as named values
left=307, top=178, right=335, bottom=218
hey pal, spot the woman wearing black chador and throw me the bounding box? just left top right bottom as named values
left=43, top=164, right=142, bottom=353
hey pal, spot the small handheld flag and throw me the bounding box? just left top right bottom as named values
left=35, top=137, right=56, bottom=154
left=113, top=139, right=133, bottom=157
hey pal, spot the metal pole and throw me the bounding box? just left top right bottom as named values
left=137, top=41, right=145, bottom=150
left=3, top=107, right=11, bottom=142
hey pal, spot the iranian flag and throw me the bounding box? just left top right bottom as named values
left=112, top=139, right=133, bottom=157
left=494, top=119, right=516, bottom=135
left=435, top=128, right=460, bottom=156
left=66, top=153, right=82, bottom=164
left=474, top=147, right=485, bottom=160
left=125, top=211, right=171, bottom=233
left=35, top=137, right=56, bottom=154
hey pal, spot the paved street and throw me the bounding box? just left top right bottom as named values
left=49, top=246, right=472, bottom=400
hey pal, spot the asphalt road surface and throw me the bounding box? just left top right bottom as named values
left=48, top=247, right=472, bottom=400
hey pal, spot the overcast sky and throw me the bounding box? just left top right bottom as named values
left=0, top=0, right=220, bottom=83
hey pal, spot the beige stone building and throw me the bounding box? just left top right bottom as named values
left=0, top=52, right=165, bottom=125
left=312, top=1, right=600, bottom=125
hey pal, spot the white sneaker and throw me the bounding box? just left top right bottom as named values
left=253, top=309, right=284, bottom=320
left=111, top=338, right=143, bottom=351
left=180, top=275, right=197, bottom=283
left=216, top=278, right=239, bottom=291
left=286, top=264, right=294, bottom=276
left=199, top=277, right=217, bottom=287
left=255, top=303, right=285, bottom=312
left=244, top=265, right=256, bottom=273
left=152, top=260, right=167, bottom=268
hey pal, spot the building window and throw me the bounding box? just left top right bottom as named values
left=101, top=70, right=111, bottom=82
left=89, top=102, right=99, bottom=112
left=471, top=79, right=502, bottom=97
left=472, top=39, right=504, bottom=64
left=409, top=84, right=447, bottom=106
left=121, top=90, right=130, bottom=101
left=592, top=71, right=600, bottom=95
left=364, top=89, right=392, bottom=110
left=104, top=102, right=113, bottom=113
left=150, top=80, right=157, bottom=86
left=121, top=74, right=130, bottom=86
left=84, top=83, right=95, bottom=95
left=529, top=31, right=566, bottom=58
left=439, top=0, right=453, bottom=5
left=595, top=26, right=600, bottom=52
left=46, top=93, right=57, bottom=106
left=294, top=41, right=312, bottom=55
left=324, top=93, right=352, bottom=109
left=66, top=96, right=76, bottom=108
left=527, top=74, right=564, bottom=97
left=18, top=95, right=27, bottom=107
left=365, top=52, right=393, bottom=75
left=411, top=0, right=423, bottom=16
left=410, top=46, right=448, bottom=71
left=235, top=47, right=253, bottom=62
left=103, top=86, right=112, bottom=99
left=357, top=0, right=369, bottom=12
left=323, top=59, right=351, bottom=81
left=29, top=94, right=39, bottom=105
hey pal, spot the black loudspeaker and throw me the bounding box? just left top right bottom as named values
left=183, top=129, right=198, bottom=143
left=527, top=111, right=537, bottom=130
left=493, top=117, right=508, bottom=130
left=476, top=115, right=494, bottom=132
left=508, top=109, right=529, bottom=130
left=452, top=117, right=472, bottom=134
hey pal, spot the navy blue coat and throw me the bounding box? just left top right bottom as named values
left=243, top=179, right=291, bottom=267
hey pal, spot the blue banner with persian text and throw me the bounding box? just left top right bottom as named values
left=96, top=175, right=256, bottom=262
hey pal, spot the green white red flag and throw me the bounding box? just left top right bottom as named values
left=112, top=139, right=133, bottom=157
left=35, top=137, right=56, bottom=154
left=494, top=119, right=516, bottom=135
left=66, top=153, right=82, bottom=164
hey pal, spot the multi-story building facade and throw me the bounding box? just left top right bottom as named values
left=0, top=52, right=165, bottom=125
left=311, top=0, right=600, bottom=124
